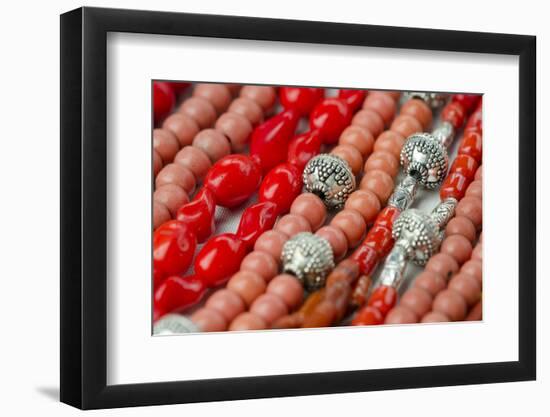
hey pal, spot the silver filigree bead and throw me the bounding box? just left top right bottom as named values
left=392, top=209, right=442, bottom=265
left=303, top=154, right=356, bottom=210
left=153, top=314, right=199, bottom=335
left=403, top=92, right=448, bottom=109
left=400, top=133, right=449, bottom=190
left=281, top=232, right=335, bottom=291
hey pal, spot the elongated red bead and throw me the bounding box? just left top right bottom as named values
left=154, top=275, right=206, bottom=318
left=279, top=87, right=325, bottom=116
left=310, top=98, right=353, bottom=144
left=204, top=154, right=261, bottom=208
left=258, top=163, right=303, bottom=214
left=364, top=225, right=394, bottom=257
left=465, top=109, right=483, bottom=134
left=352, top=245, right=379, bottom=275
left=194, top=233, right=248, bottom=287
left=250, top=110, right=300, bottom=173
left=351, top=306, right=383, bottom=326
left=440, top=172, right=469, bottom=200
left=153, top=81, right=175, bottom=124
left=374, top=206, right=401, bottom=230
left=338, top=89, right=367, bottom=112
left=287, top=130, right=322, bottom=171
left=441, top=101, right=466, bottom=129
left=153, top=220, right=196, bottom=277
left=236, top=202, right=279, bottom=249
left=458, top=130, right=483, bottom=163
left=452, top=94, right=480, bottom=114
left=449, top=154, right=478, bottom=180
left=176, top=188, right=216, bottom=243
left=368, top=285, right=397, bottom=316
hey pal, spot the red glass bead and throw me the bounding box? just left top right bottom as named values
left=441, top=101, right=466, bottom=129
left=352, top=245, right=379, bottom=275
left=287, top=129, right=322, bottom=171
left=440, top=172, right=469, bottom=201
left=153, top=81, right=175, bottom=124
left=351, top=306, right=383, bottom=326
left=452, top=94, right=481, bottom=114
left=176, top=188, right=216, bottom=243
left=449, top=154, right=478, bottom=180
left=153, top=220, right=196, bottom=277
left=236, top=201, right=279, bottom=249
left=258, top=163, right=303, bottom=214
left=364, top=225, right=394, bottom=257
left=153, top=265, right=164, bottom=289
left=279, top=87, right=325, bottom=116
left=204, top=154, right=261, bottom=208
left=368, top=285, right=397, bottom=316
left=338, top=89, right=367, bottom=112
left=194, top=233, right=248, bottom=287
left=374, top=206, right=401, bottom=230
left=458, top=130, right=482, bottom=163
left=465, top=109, right=483, bottom=135
left=154, top=275, right=206, bottom=317
left=250, top=110, right=300, bottom=174
left=309, top=98, right=353, bottom=144
left=169, top=82, right=191, bottom=94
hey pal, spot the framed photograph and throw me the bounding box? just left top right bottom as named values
left=60, top=6, right=536, bottom=410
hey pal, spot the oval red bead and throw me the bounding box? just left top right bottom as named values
left=204, top=154, right=261, bottom=208
left=440, top=172, right=470, bottom=201
left=153, top=81, right=175, bottom=124
left=153, top=220, right=196, bottom=277
left=236, top=201, right=279, bottom=249
left=309, top=98, right=353, bottom=144
left=458, top=130, right=483, bottom=163
left=287, top=130, right=322, bottom=171
left=154, top=275, right=206, bottom=317
left=194, top=233, right=248, bottom=287
left=338, top=89, right=367, bottom=112
left=279, top=87, right=325, bottom=116
left=367, top=285, right=397, bottom=316
left=259, top=163, right=303, bottom=214
left=176, top=188, right=216, bottom=243
left=250, top=109, right=300, bottom=174
left=465, top=108, right=483, bottom=133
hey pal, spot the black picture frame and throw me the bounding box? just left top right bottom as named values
left=60, top=6, right=536, bottom=410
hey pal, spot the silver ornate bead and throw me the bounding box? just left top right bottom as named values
left=392, top=209, right=442, bottom=265
left=403, top=92, right=448, bottom=109
left=303, top=154, right=356, bottom=210
left=153, top=314, right=199, bottom=335
left=400, top=133, right=448, bottom=190
left=281, top=232, right=335, bottom=291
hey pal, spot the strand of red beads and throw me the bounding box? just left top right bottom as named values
left=385, top=161, right=482, bottom=324
left=352, top=99, right=482, bottom=326
left=272, top=94, right=434, bottom=329
left=154, top=89, right=376, bottom=328
left=153, top=88, right=358, bottom=321
left=153, top=85, right=277, bottom=229
left=212, top=91, right=402, bottom=332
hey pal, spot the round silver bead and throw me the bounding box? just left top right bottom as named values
left=402, top=92, right=448, bottom=109
left=153, top=314, right=199, bottom=335
left=392, top=209, right=442, bottom=265
left=400, top=133, right=448, bottom=190
left=281, top=232, right=335, bottom=291
left=303, top=154, right=356, bottom=210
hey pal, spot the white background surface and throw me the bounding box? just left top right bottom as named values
left=0, top=0, right=546, bottom=415
left=107, top=33, right=518, bottom=385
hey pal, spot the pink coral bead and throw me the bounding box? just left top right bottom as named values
left=240, top=251, right=279, bottom=282
left=290, top=193, right=327, bottom=231
left=266, top=274, right=304, bottom=309
left=254, top=230, right=288, bottom=260
left=275, top=214, right=311, bottom=236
